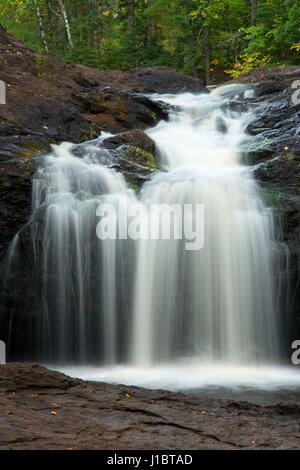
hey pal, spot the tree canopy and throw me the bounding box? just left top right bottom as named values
left=1, top=0, right=299, bottom=83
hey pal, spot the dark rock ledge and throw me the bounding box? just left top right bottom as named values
left=0, top=362, right=300, bottom=450
left=230, top=67, right=300, bottom=340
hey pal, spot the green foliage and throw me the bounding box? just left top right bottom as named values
left=0, top=0, right=299, bottom=81
left=225, top=52, right=271, bottom=79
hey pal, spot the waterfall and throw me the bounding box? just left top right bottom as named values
left=3, top=84, right=287, bottom=380
left=132, top=87, right=281, bottom=365
left=29, top=142, right=137, bottom=363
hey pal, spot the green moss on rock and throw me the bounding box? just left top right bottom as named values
left=119, top=145, right=158, bottom=172
left=16, top=139, right=50, bottom=161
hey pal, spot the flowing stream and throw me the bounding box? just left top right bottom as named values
left=4, top=84, right=300, bottom=397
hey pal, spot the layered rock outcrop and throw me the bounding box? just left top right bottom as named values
left=231, top=67, right=300, bottom=341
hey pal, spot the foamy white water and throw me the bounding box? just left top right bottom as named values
left=131, top=85, right=281, bottom=366
left=56, top=362, right=300, bottom=398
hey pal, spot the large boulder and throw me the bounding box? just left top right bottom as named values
left=86, top=87, right=168, bottom=133
left=110, top=66, right=206, bottom=94
left=72, top=128, right=160, bottom=189
left=102, top=129, right=160, bottom=188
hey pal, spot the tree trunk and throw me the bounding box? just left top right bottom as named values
left=127, top=0, right=136, bottom=66
left=147, top=0, right=154, bottom=44
left=33, top=0, right=49, bottom=52
left=250, top=0, right=258, bottom=27
left=183, top=0, right=198, bottom=77
left=204, top=25, right=210, bottom=86
left=57, top=0, right=74, bottom=48
left=203, top=0, right=210, bottom=85
left=127, top=0, right=135, bottom=29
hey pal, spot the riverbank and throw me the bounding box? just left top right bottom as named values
left=0, top=363, right=300, bottom=450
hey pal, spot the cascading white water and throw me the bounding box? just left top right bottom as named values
left=6, top=83, right=300, bottom=393
left=131, top=87, right=281, bottom=366
left=30, top=142, right=137, bottom=363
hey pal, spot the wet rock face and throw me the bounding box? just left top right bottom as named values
left=245, top=89, right=300, bottom=165
left=102, top=129, right=160, bottom=188
left=232, top=68, right=300, bottom=341
left=72, top=128, right=160, bottom=189
left=254, top=153, right=300, bottom=343
left=117, top=66, right=206, bottom=94
left=0, top=139, right=49, bottom=259
left=102, top=129, right=156, bottom=154
left=87, top=87, right=168, bottom=134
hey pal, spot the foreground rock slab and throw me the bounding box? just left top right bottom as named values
left=0, top=363, right=300, bottom=450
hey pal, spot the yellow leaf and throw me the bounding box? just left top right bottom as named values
left=291, top=43, right=300, bottom=51
left=50, top=411, right=56, bottom=415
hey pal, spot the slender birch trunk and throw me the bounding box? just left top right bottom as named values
left=57, top=0, right=74, bottom=48
left=33, top=0, right=49, bottom=52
